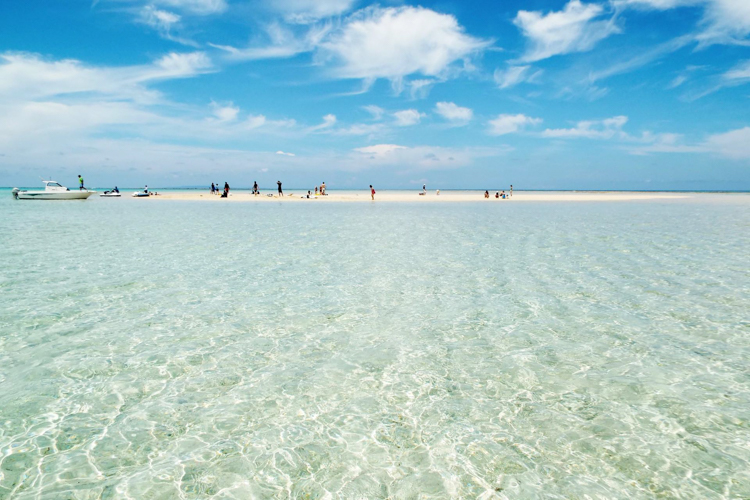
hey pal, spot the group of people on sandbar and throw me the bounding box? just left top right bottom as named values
left=485, top=185, right=513, bottom=199
left=206, top=181, right=512, bottom=201
left=305, top=182, right=329, bottom=198
left=211, top=182, right=231, bottom=197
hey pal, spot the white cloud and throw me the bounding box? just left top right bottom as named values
left=318, top=6, right=490, bottom=81
left=141, top=6, right=180, bottom=30
left=704, top=127, right=750, bottom=158
left=493, top=65, right=543, bottom=88
left=353, top=144, right=507, bottom=169
left=276, top=150, right=296, bottom=156
left=151, top=0, right=226, bottom=14
left=628, top=132, right=708, bottom=154
left=270, top=0, right=357, bottom=23
left=668, top=75, right=688, bottom=88
left=245, top=114, right=268, bottom=129
left=409, top=79, right=436, bottom=99
left=542, top=115, right=628, bottom=139
left=334, top=123, right=385, bottom=135
left=488, top=114, right=542, bottom=135
left=724, top=59, right=750, bottom=80
left=0, top=52, right=212, bottom=103
left=627, top=126, right=750, bottom=158
left=210, top=22, right=331, bottom=60
left=100, top=0, right=227, bottom=15
left=698, top=0, right=750, bottom=44
left=354, top=144, right=406, bottom=155
left=211, top=102, right=239, bottom=122
left=138, top=6, right=200, bottom=46
left=514, top=0, right=620, bottom=62
left=618, top=0, right=750, bottom=45
left=393, top=109, right=424, bottom=126
left=150, top=52, right=212, bottom=78
left=616, top=0, right=698, bottom=8
left=362, top=105, right=384, bottom=120
left=308, top=113, right=337, bottom=132
left=434, top=102, right=473, bottom=123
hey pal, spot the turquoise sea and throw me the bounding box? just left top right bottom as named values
left=1, top=191, right=749, bottom=499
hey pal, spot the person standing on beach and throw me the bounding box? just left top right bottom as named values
left=321, top=182, right=326, bottom=195
left=223, top=182, right=230, bottom=197
left=78, top=175, right=85, bottom=190
left=277, top=181, right=283, bottom=196
left=253, top=181, right=259, bottom=195
left=510, top=185, right=513, bottom=197
left=423, top=184, right=426, bottom=194
left=211, top=183, right=216, bottom=194
left=370, top=185, right=375, bottom=200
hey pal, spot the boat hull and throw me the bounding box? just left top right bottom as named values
left=13, top=190, right=95, bottom=200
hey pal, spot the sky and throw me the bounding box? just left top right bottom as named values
left=1, top=0, right=749, bottom=190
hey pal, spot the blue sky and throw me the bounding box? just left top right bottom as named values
left=1, top=0, right=749, bottom=189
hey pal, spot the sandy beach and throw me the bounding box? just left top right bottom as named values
left=146, top=190, right=695, bottom=203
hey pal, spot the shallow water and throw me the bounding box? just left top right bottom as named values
left=1, top=192, right=749, bottom=499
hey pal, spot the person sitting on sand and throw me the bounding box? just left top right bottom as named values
left=484, top=190, right=489, bottom=198
left=277, top=181, right=283, bottom=196
left=370, top=185, right=375, bottom=200
left=495, top=192, right=499, bottom=198
left=501, top=190, right=506, bottom=199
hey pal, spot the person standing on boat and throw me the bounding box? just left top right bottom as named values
left=78, top=175, right=85, bottom=190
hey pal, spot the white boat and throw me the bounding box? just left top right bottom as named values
left=12, top=181, right=95, bottom=200
left=132, top=186, right=150, bottom=197
left=100, top=190, right=121, bottom=197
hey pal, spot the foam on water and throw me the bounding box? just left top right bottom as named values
left=1, top=192, right=749, bottom=498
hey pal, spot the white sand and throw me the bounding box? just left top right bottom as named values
left=145, top=190, right=693, bottom=203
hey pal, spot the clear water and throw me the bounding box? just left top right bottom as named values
left=1, top=192, right=749, bottom=499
